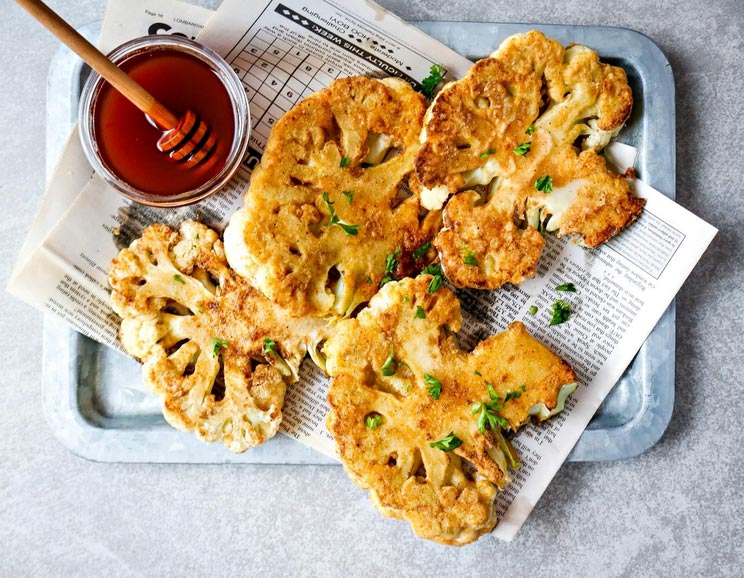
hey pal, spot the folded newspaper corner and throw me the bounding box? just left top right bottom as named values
left=8, top=0, right=717, bottom=541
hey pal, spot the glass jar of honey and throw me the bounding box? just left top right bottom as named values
left=79, top=35, right=250, bottom=207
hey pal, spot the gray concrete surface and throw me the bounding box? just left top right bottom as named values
left=1, top=0, right=741, bottom=576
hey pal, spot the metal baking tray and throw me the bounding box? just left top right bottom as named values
left=42, top=21, right=675, bottom=463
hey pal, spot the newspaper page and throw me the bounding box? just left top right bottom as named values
left=8, top=0, right=717, bottom=541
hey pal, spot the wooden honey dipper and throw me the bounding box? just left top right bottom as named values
left=17, top=0, right=217, bottom=168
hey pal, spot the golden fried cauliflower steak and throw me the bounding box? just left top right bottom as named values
left=415, top=30, right=644, bottom=289
left=325, top=276, right=577, bottom=545
left=225, top=76, right=437, bottom=317
left=109, top=221, right=328, bottom=452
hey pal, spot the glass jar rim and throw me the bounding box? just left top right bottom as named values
left=78, top=35, right=250, bottom=207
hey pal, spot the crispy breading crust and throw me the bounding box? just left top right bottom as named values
left=415, top=31, right=643, bottom=289
left=109, top=221, right=328, bottom=452
left=325, top=276, right=576, bottom=545
left=436, top=190, right=545, bottom=289
left=225, top=76, right=435, bottom=318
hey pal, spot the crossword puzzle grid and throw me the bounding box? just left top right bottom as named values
left=232, top=29, right=343, bottom=149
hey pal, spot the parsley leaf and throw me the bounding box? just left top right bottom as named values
left=486, top=382, right=501, bottom=404
left=210, top=338, right=228, bottom=358
left=342, top=190, right=354, bottom=204
left=337, top=222, right=359, bottom=236
left=262, top=338, right=276, bottom=355
left=402, top=296, right=410, bottom=303
left=412, top=241, right=431, bottom=260
left=429, top=432, right=462, bottom=452
left=340, top=156, right=350, bottom=167
left=480, top=148, right=496, bottom=159
left=535, top=175, right=553, bottom=194
left=419, top=64, right=446, bottom=99
left=380, top=249, right=401, bottom=287
left=381, top=345, right=398, bottom=377
left=365, top=413, right=383, bottom=429
left=556, top=282, right=577, bottom=292
left=504, top=390, right=522, bottom=402
left=423, top=373, right=442, bottom=399
left=529, top=305, right=538, bottom=316
left=550, top=299, right=571, bottom=326
left=322, top=192, right=336, bottom=218
left=463, top=249, right=478, bottom=267
left=415, top=305, right=426, bottom=319
left=525, top=124, right=536, bottom=135
left=198, top=306, right=204, bottom=314
left=421, top=263, right=444, bottom=293
left=322, top=192, right=359, bottom=236
left=513, top=142, right=532, bottom=156
left=471, top=382, right=512, bottom=434
left=474, top=370, right=482, bottom=377
left=173, top=274, right=185, bottom=284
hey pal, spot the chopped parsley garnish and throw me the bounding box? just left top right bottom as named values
left=427, top=275, right=443, bottom=294
left=415, top=305, right=426, bottom=319
left=402, top=296, right=410, bottom=303
left=342, top=190, right=355, bottom=204
left=380, top=249, right=401, bottom=287
left=423, top=373, right=442, bottom=399
left=210, top=338, right=228, bottom=358
left=337, top=222, right=359, bottom=236
left=549, top=299, right=571, bottom=326
left=525, top=124, right=536, bottom=135
left=535, top=175, right=553, bottom=194
left=529, top=305, right=538, bottom=316
left=412, top=241, right=431, bottom=260
left=262, top=338, right=276, bottom=355
left=173, top=274, right=185, bottom=284
left=381, top=345, right=399, bottom=377
left=365, top=413, right=383, bottom=429
left=198, top=306, right=204, bottom=314
left=463, top=249, right=479, bottom=267
left=474, top=370, right=482, bottom=377
left=340, top=156, right=351, bottom=168
left=471, top=382, right=511, bottom=434
left=556, top=282, right=577, bottom=292
left=513, top=142, right=532, bottom=156
left=419, top=64, right=446, bottom=99
left=504, top=389, right=523, bottom=402
left=322, top=192, right=359, bottom=236
left=421, top=263, right=444, bottom=293
left=429, top=432, right=462, bottom=452
left=480, top=148, right=496, bottom=159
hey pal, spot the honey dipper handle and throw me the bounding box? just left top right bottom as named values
left=16, top=0, right=179, bottom=130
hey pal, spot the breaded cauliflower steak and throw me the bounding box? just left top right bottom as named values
left=415, top=31, right=644, bottom=289
left=225, top=76, right=436, bottom=317
left=109, top=221, right=328, bottom=452
left=325, top=276, right=577, bottom=545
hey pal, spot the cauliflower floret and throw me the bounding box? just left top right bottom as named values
left=224, top=76, right=438, bottom=318
left=325, top=276, right=577, bottom=545
left=109, top=221, right=329, bottom=452
left=415, top=30, right=643, bottom=289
